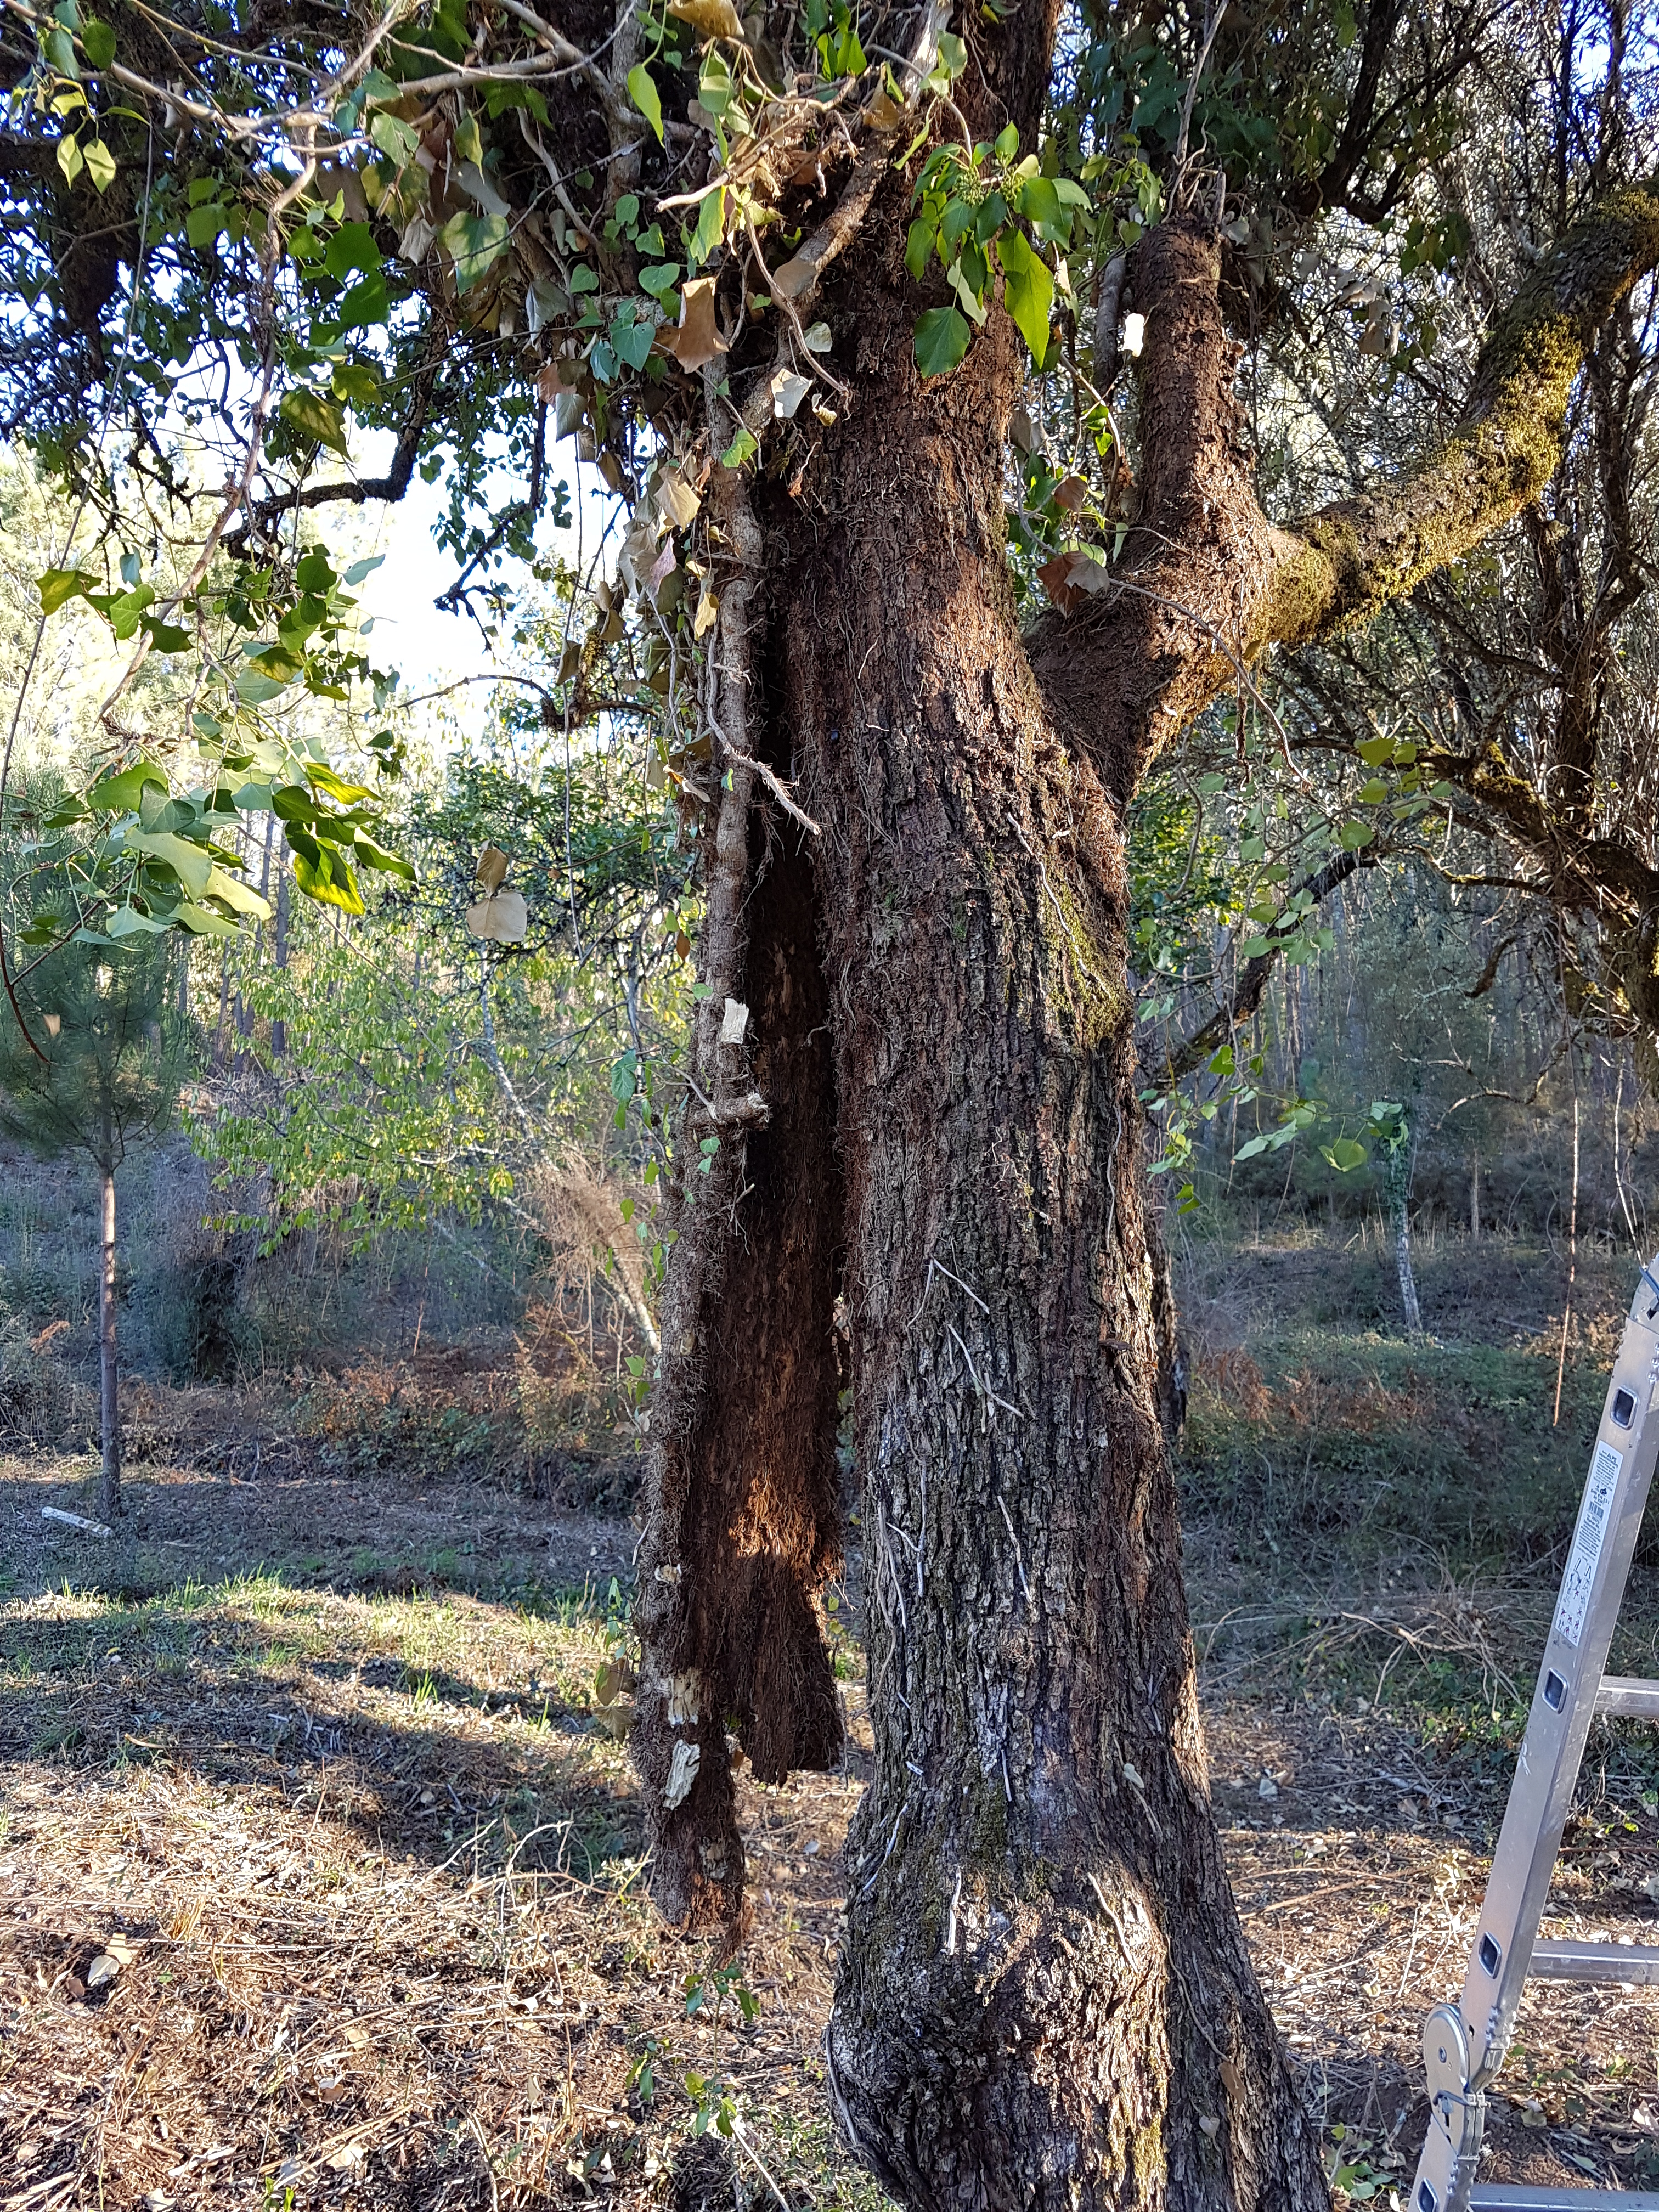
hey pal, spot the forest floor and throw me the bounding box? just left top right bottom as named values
left=7, top=1229, right=1659, bottom=2209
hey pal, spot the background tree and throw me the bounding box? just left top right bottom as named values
left=0, top=876, right=189, bottom=1518
left=3, top=0, right=1659, bottom=2203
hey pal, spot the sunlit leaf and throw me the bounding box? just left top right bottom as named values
left=123, top=828, right=214, bottom=898
left=279, top=387, right=349, bottom=455
left=913, top=305, right=970, bottom=377
left=627, top=62, right=664, bottom=141
left=37, top=567, right=93, bottom=614
left=996, top=229, right=1054, bottom=365
left=668, top=0, right=744, bottom=38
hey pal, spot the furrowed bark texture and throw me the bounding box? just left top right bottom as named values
left=769, top=178, right=1324, bottom=2211
left=633, top=463, right=845, bottom=1934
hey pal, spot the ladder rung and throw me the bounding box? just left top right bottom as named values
left=1471, top=2190, right=1659, bottom=2209
left=1532, top=1939, right=1659, bottom=1984
left=1595, top=1677, right=1659, bottom=1718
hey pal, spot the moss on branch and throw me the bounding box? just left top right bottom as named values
left=1256, top=177, right=1659, bottom=653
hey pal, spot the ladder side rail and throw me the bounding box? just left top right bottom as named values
left=1454, top=1297, right=1659, bottom=2089
left=1410, top=1259, right=1659, bottom=2212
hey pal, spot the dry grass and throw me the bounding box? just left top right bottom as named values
left=7, top=1425, right=1659, bottom=2209
left=0, top=1494, right=879, bottom=2212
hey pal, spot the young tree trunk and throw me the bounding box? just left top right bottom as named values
left=97, top=1125, right=120, bottom=1522
left=272, top=865, right=290, bottom=1059
left=1386, top=1128, right=1424, bottom=1341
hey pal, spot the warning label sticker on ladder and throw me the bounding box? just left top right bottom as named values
left=1553, top=1440, right=1624, bottom=1648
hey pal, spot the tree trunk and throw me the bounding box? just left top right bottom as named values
left=97, top=1126, right=120, bottom=1522
left=1386, top=1128, right=1424, bottom=1341
left=757, top=195, right=1317, bottom=2211
left=272, top=864, right=290, bottom=1059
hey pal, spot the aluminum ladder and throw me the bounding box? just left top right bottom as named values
left=1410, top=1254, right=1659, bottom=2212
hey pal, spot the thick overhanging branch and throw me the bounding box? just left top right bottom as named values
left=1028, top=181, right=1659, bottom=814
left=1257, top=178, right=1659, bottom=654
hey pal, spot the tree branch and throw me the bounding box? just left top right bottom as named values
left=1160, top=845, right=1375, bottom=1080
left=1027, top=181, right=1659, bottom=810
left=1257, top=178, right=1659, bottom=653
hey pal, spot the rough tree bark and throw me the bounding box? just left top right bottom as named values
left=628, top=14, right=1659, bottom=2193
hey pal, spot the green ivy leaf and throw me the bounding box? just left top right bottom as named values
left=929, top=30, right=966, bottom=81
left=291, top=840, right=365, bottom=915
left=37, top=566, right=93, bottom=613
left=80, top=135, right=115, bottom=190
left=720, top=425, right=758, bottom=469
left=627, top=62, right=664, bottom=143
left=86, top=758, right=167, bottom=811
left=369, top=109, right=419, bottom=163
left=996, top=229, right=1054, bottom=365
left=185, top=200, right=228, bottom=248
left=279, top=387, right=349, bottom=455
left=686, top=187, right=726, bottom=272
left=610, top=309, right=656, bottom=371
left=913, top=304, right=970, bottom=377
left=441, top=210, right=510, bottom=291
left=81, top=14, right=114, bottom=64
left=331, top=359, right=381, bottom=407
left=55, top=134, right=83, bottom=185
left=324, top=221, right=381, bottom=279
left=123, top=828, right=214, bottom=898
left=1323, top=1138, right=1368, bottom=1172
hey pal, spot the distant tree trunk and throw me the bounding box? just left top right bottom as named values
left=272, top=866, right=290, bottom=1059
left=1470, top=1150, right=1481, bottom=1242
left=1386, top=1125, right=1424, bottom=1340
left=97, top=1114, right=120, bottom=1521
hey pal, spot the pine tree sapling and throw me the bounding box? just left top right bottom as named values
left=0, top=938, right=190, bottom=1518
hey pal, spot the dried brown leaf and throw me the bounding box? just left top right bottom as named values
left=655, top=469, right=702, bottom=532
left=668, top=0, right=744, bottom=37
left=465, top=890, right=528, bottom=943
left=665, top=277, right=728, bottom=373
left=771, top=256, right=814, bottom=298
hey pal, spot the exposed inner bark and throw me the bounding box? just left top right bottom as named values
left=672, top=809, right=845, bottom=1790
left=632, top=516, right=847, bottom=1928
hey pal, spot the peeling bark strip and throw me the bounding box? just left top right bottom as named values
left=632, top=460, right=845, bottom=1933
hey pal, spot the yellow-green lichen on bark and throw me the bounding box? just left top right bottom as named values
left=1255, top=179, right=1659, bottom=658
